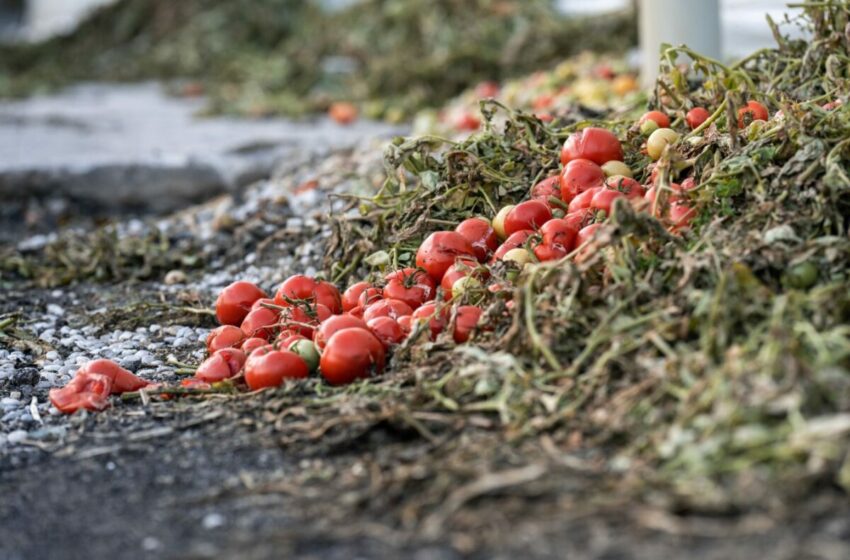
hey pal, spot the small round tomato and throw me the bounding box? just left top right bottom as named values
left=245, top=347, right=309, bottom=390
left=240, top=307, right=279, bottom=340
left=206, top=325, right=246, bottom=354
left=533, top=243, right=568, bottom=262
left=362, top=298, right=414, bottom=323
left=589, top=189, right=624, bottom=214
left=455, top=218, right=499, bottom=262
left=492, top=205, right=515, bottom=240
left=215, top=281, right=267, bottom=326
left=646, top=128, right=680, bottom=160
left=241, top=337, right=268, bottom=355
left=329, top=101, right=358, bottom=125
left=504, top=200, right=552, bottom=236
left=416, top=231, right=476, bottom=282
left=440, top=259, right=488, bottom=302
left=564, top=209, right=594, bottom=232
left=453, top=306, right=483, bottom=343
left=639, top=110, right=670, bottom=129
left=313, top=314, right=369, bottom=350
left=196, top=348, right=246, bottom=382
left=274, top=275, right=316, bottom=306
left=604, top=175, right=644, bottom=197
left=560, top=127, right=623, bottom=166
left=540, top=218, right=577, bottom=251
left=560, top=159, right=605, bottom=203
left=567, top=186, right=602, bottom=213
left=367, top=316, right=405, bottom=348
left=601, top=160, right=633, bottom=178
left=411, top=302, right=449, bottom=340
left=737, top=100, right=769, bottom=128
left=383, top=268, right=436, bottom=310
left=686, top=107, right=710, bottom=130
left=320, top=328, right=386, bottom=385
left=396, top=315, right=413, bottom=335
left=530, top=176, right=562, bottom=202
left=669, top=200, right=696, bottom=230
left=492, top=230, right=534, bottom=261
left=342, top=282, right=372, bottom=312
left=314, top=281, right=342, bottom=314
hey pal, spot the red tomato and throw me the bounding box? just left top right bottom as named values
left=196, top=348, right=246, bottom=382
left=274, top=275, right=316, bottom=306
left=240, top=307, right=279, bottom=340
left=560, top=159, right=605, bottom=203
left=737, top=101, right=769, bottom=128
left=383, top=268, right=436, bottom=309
left=342, top=282, right=371, bottom=312
left=416, top=231, right=477, bottom=281
left=492, top=230, right=534, bottom=261
left=319, top=328, right=386, bottom=385
left=357, top=286, right=383, bottom=308
left=564, top=209, right=594, bottom=232
left=49, top=372, right=113, bottom=414
left=313, top=314, right=368, bottom=350
left=77, top=359, right=148, bottom=393
left=215, top=281, right=267, bottom=326
left=455, top=218, right=499, bottom=262
left=241, top=337, right=268, bottom=355
left=605, top=175, right=644, bottom=197
left=568, top=186, right=602, bottom=213
left=576, top=223, right=602, bottom=248
left=279, top=304, right=331, bottom=338
left=455, top=112, right=481, bottom=131
left=250, top=298, right=276, bottom=311
left=329, top=102, right=358, bottom=125
left=440, top=259, right=488, bottom=301
left=639, top=110, right=670, bottom=129
left=686, top=107, right=710, bottom=129
left=181, top=378, right=211, bottom=390
left=533, top=243, right=568, bottom=262
left=314, top=281, right=342, bottom=314
left=206, top=325, right=246, bottom=354
left=504, top=200, right=552, bottom=236
left=277, top=333, right=308, bottom=349
left=348, top=305, right=365, bottom=319
left=367, top=316, right=405, bottom=348
left=396, top=315, right=413, bottom=335
left=669, top=200, right=697, bottom=230
left=475, top=81, right=500, bottom=99
left=590, top=189, right=624, bottom=214
left=560, top=127, right=623, bottom=166
left=540, top=218, right=577, bottom=251
left=244, top=347, right=309, bottom=390
left=411, top=302, right=449, bottom=340
left=453, top=306, right=482, bottom=343
left=530, top=175, right=562, bottom=202
left=362, top=298, right=414, bottom=323
left=644, top=182, right=687, bottom=219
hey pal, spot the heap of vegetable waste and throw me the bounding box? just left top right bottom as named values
left=0, top=0, right=635, bottom=120
left=46, top=2, right=850, bottom=511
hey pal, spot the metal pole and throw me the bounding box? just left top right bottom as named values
left=639, top=0, right=721, bottom=87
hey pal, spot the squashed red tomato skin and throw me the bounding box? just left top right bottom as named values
left=215, top=281, right=267, bottom=326
left=244, top=348, right=309, bottom=390
left=560, top=127, right=623, bottom=166
left=49, top=372, right=113, bottom=414
left=77, top=359, right=148, bottom=393
left=320, top=328, right=386, bottom=385
left=560, top=159, right=605, bottom=203
left=196, top=348, right=246, bottom=382
left=455, top=218, right=499, bottom=262
left=415, top=231, right=476, bottom=282
left=504, top=200, right=552, bottom=236
left=383, top=268, right=436, bottom=310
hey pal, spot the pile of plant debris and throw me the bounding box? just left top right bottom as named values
left=0, top=0, right=636, bottom=119
left=323, top=1, right=850, bottom=511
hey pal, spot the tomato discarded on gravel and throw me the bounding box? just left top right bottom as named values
left=319, top=328, right=386, bottom=385
left=215, top=281, right=267, bottom=326
left=244, top=347, right=309, bottom=390
left=279, top=303, right=332, bottom=337
left=241, top=337, right=268, bottom=355
left=455, top=218, right=499, bottom=262
left=313, top=314, right=369, bottom=350
left=560, top=158, right=605, bottom=203
left=383, top=268, right=436, bottom=309
left=504, top=200, right=552, bottom=236
left=341, top=281, right=372, bottom=312
left=240, top=307, right=280, bottom=340
left=49, top=372, right=113, bottom=414
left=415, top=231, right=476, bottom=282
left=78, top=359, right=149, bottom=393
left=367, top=316, right=405, bottom=348
left=560, top=127, right=623, bottom=166
left=206, top=325, right=245, bottom=353
left=196, top=348, right=246, bottom=383
left=362, top=298, right=414, bottom=323
left=274, top=275, right=341, bottom=313
left=287, top=339, right=320, bottom=372
left=686, top=107, right=710, bottom=130
left=540, top=218, right=577, bottom=252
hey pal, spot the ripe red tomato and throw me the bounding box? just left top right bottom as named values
left=348, top=305, right=365, bottom=319
left=475, top=81, right=500, bottom=99
left=492, top=230, right=534, bottom=261
left=279, top=303, right=331, bottom=338
left=362, top=298, right=414, bottom=322
left=533, top=243, right=568, bottom=262
left=241, top=337, right=268, bottom=355
left=560, top=158, right=605, bottom=203
left=277, top=332, right=308, bottom=349
left=639, top=110, right=670, bottom=129
left=560, top=127, right=623, bottom=166
left=314, top=281, right=342, bottom=314
left=250, top=298, right=276, bottom=311
left=576, top=223, right=602, bottom=248
left=396, top=315, right=413, bottom=335
left=686, top=107, right=710, bottom=129
left=357, top=286, right=383, bottom=308
left=240, top=307, right=279, bottom=340
left=313, top=314, right=368, bottom=350
left=206, top=325, right=246, bottom=354
left=411, top=302, right=449, bottom=340
left=669, top=200, right=696, bottom=230
left=564, top=209, right=594, bottom=232
left=244, top=347, right=309, bottom=390
left=367, top=316, right=405, bottom=348
left=329, top=102, right=358, bottom=125
left=77, top=359, right=148, bottom=393
left=605, top=175, right=644, bottom=197
left=49, top=372, right=113, bottom=414
left=319, top=328, right=386, bottom=385
left=453, top=306, right=482, bottom=343
left=440, top=259, right=488, bottom=301
left=274, top=275, right=316, bottom=305
left=504, top=200, right=552, bottom=236
left=455, top=218, right=499, bottom=262
left=383, top=268, right=436, bottom=309
left=589, top=188, right=624, bottom=214
left=342, top=282, right=371, bottom=312
left=455, top=111, right=481, bottom=131
left=196, top=348, right=246, bottom=382
left=416, top=231, right=477, bottom=281
left=568, top=186, right=602, bottom=213
left=737, top=101, right=769, bottom=128
left=540, top=218, right=577, bottom=251
left=530, top=175, right=562, bottom=202
left=644, top=182, right=687, bottom=218
left=215, top=281, right=267, bottom=326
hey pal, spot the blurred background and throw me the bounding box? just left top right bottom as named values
left=0, top=0, right=802, bottom=242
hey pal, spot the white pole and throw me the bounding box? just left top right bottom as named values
left=639, top=0, right=721, bottom=87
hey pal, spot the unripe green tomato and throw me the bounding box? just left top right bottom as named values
left=784, top=262, right=818, bottom=290
left=452, top=276, right=482, bottom=300
left=640, top=119, right=660, bottom=136
left=288, top=339, right=320, bottom=372
left=601, top=160, right=633, bottom=178
left=646, top=128, right=681, bottom=160
left=502, top=248, right=532, bottom=266
left=493, top=205, right=515, bottom=240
